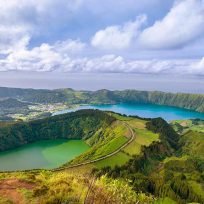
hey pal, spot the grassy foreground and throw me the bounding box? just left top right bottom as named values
left=0, top=170, right=156, bottom=204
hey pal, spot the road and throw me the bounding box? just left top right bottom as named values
left=54, top=121, right=135, bottom=171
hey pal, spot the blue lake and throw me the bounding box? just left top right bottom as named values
left=54, top=103, right=204, bottom=121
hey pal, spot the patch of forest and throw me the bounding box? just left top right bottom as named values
left=0, top=109, right=115, bottom=151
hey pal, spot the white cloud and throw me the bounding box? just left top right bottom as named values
left=54, top=39, right=86, bottom=55
left=3, top=44, right=61, bottom=72
left=0, top=38, right=203, bottom=75
left=0, top=0, right=84, bottom=54
left=0, top=39, right=86, bottom=72
left=0, top=0, right=203, bottom=76
left=91, top=15, right=147, bottom=50
left=139, top=0, right=204, bottom=49
left=0, top=25, right=30, bottom=54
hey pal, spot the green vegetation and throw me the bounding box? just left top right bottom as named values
left=111, top=90, right=204, bottom=112
left=0, top=98, right=31, bottom=109
left=95, top=152, right=131, bottom=168
left=146, top=117, right=179, bottom=150
left=0, top=171, right=155, bottom=204
left=93, top=117, right=204, bottom=204
left=180, top=130, right=204, bottom=158
left=0, top=110, right=203, bottom=203
left=94, top=175, right=155, bottom=203
left=171, top=119, right=204, bottom=134
left=124, top=128, right=159, bottom=156
left=70, top=121, right=129, bottom=164
left=0, top=196, right=11, bottom=204
left=0, top=109, right=115, bottom=151
left=86, top=114, right=159, bottom=169
left=154, top=197, right=177, bottom=204
left=1, top=87, right=204, bottom=123
left=0, top=87, right=66, bottom=103
left=1, top=87, right=204, bottom=112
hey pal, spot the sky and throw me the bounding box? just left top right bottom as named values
left=0, top=0, right=204, bottom=92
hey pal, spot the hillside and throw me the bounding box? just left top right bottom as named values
left=1, top=87, right=204, bottom=112
left=0, top=109, right=115, bottom=151
left=171, top=119, right=204, bottom=134
left=93, top=118, right=204, bottom=204
left=0, top=110, right=160, bottom=203
left=0, top=87, right=66, bottom=103
left=0, top=98, right=31, bottom=109
left=0, top=98, right=32, bottom=121
left=0, top=111, right=203, bottom=203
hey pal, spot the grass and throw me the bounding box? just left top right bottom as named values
left=0, top=171, right=89, bottom=203
left=181, top=131, right=204, bottom=158
left=124, top=128, right=159, bottom=156
left=163, top=155, right=188, bottom=163
left=126, top=118, right=147, bottom=129
left=18, top=188, right=34, bottom=204
left=95, top=152, right=131, bottom=168
left=0, top=170, right=154, bottom=204
left=107, top=113, right=133, bottom=121
left=92, top=136, right=128, bottom=157
left=188, top=181, right=204, bottom=200
left=154, top=197, right=177, bottom=204
left=71, top=114, right=158, bottom=168
left=0, top=113, right=164, bottom=203
left=69, top=121, right=129, bottom=164
left=0, top=196, right=12, bottom=204
left=171, top=119, right=204, bottom=134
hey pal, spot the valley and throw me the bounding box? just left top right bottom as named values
left=1, top=1, right=204, bottom=203
left=1, top=87, right=204, bottom=122
left=0, top=88, right=204, bottom=203
left=0, top=108, right=203, bottom=203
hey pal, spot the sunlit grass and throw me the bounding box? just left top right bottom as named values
left=95, top=152, right=131, bottom=168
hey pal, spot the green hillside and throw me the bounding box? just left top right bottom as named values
left=0, top=111, right=203, bottom=203
left=171, top=119, right=204, bottom=134
left=68, top=113, right=159, bottom=169
left=93, top=118, right=204, bottom=204
left=0, top=109, right=115, bottom=151
left=1, top=87, right=204, bottom=112
left=0, top=98, right=31, bottom=109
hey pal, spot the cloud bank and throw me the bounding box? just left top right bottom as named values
left=0, top=0, right=204, bottom=75
left=0, top=39, right=203, bottom=74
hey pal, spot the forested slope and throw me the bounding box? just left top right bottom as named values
left=0, top=109, right=203, bottom=203
left=111, top=90, right=204, bottom=112
left=0, top=109, right=115, bottom=151
left=0, top=98, right=31, bottom=109
left=94, top=118, right=204, bottom=204
left=1, top=87, right=204, bottom=112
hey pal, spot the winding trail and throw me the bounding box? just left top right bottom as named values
left=54, top=121, right=135, bottom=171
left=0, top=121, right=135, bottom=173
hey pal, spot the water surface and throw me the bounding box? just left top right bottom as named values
left=0, top=139, right=89, bottom=171
left=54, top=103, right=204, bottom=121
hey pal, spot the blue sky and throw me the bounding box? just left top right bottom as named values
left=0, top=0, right=204, bottom=90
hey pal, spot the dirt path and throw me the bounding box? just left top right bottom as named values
left=0, top=121, right=135, bottom=203
left=1, top=120, right=135, bottom=174
left=54, top=121, right=135, bottom=171
left=0, top=179, right=35, bottom=204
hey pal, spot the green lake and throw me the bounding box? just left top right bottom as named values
left=0, top=140, right=89, bottom=171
